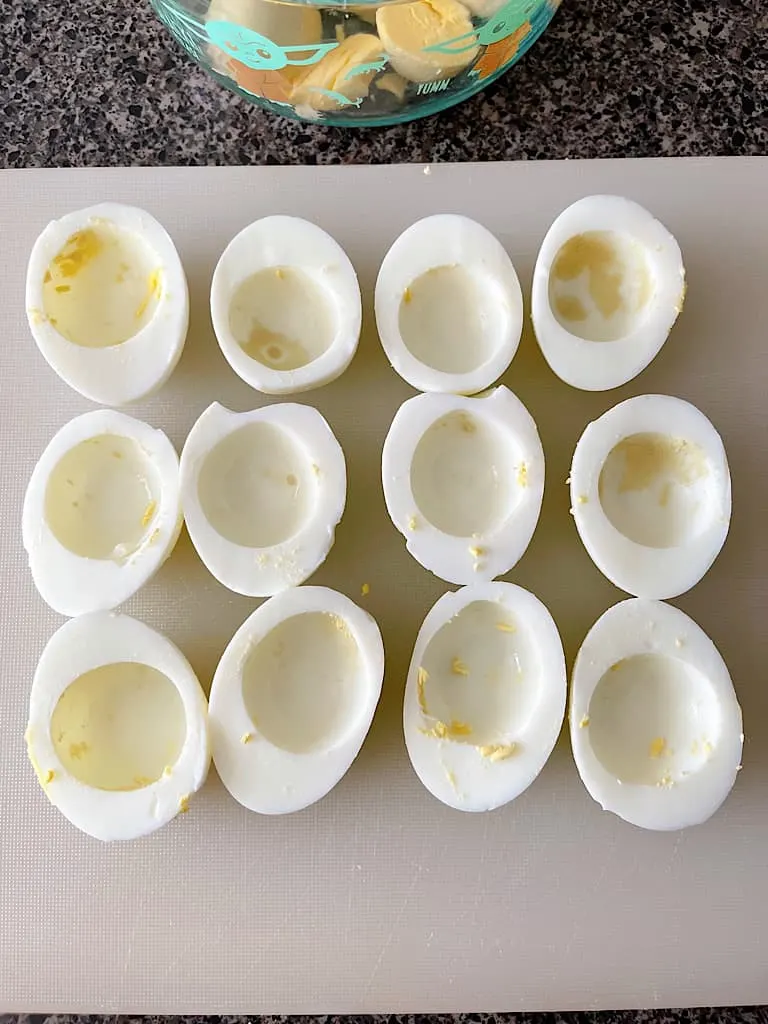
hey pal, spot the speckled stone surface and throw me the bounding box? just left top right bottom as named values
left=2, top=1013, right=768, bottom=1024
left=0, top=0, right=766, bottom=166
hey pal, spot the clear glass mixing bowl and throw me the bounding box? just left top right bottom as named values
left=150, top=0, right=561, bottom=127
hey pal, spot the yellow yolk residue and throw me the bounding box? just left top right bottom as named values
left=477, top=742, right=517, bottom=762
left=135, top=268, right=163, bottom=320
left=51, top=229, right=103, bottom=279
left=451, top=656, right=469, bottom=676
left=649, top=736, right=667, bottom=759
left=420, top=719, right=472, bottom=740
left=552, top=231, right=653, bottom=321
left=611, top=433, right=710, bottom=494
left=417, top=666, right=429, bottom=713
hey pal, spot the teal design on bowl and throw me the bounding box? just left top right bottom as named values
left=150, top=0, right=562, bottom=126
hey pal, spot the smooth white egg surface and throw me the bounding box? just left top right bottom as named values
left=210, top=216, right=361, bottom=395
left=532, top=195, right=685, bottom=391
left=404, top=583, right=566, bottom=812
left=209, top=586, right=384, bottom=815
left=570, top=394, right=730, bottom=599
left=26, top=203, right=189, bottom=406
left=26, top=612, right=210, bottom=842
left=375, top=215, right=523, bottom=394
left=23, top=410, right=182, bottom=617
left=180, top=402, right=346, bottom=596
left=382, top=386, right=544, bottom=585
left=570, top=599, right=743, bottom=831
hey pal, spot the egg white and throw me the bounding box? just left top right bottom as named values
left=25, top=612, right=210, bottom=842
left=382, top=386, right=544, bottom=585
left=180, top=402, right=346, bottom=596
left=23, top=410, right=182, bottom=617
left=532, top=195, right=685, bottom=391
left=404, top=582, right=566, bottom=812
left=570, top=598, right=743, bottom=831
left=26, top=202, right=189, bottom=406
left=570, top=394, right=731, bottom=599
left=209, top=586, right=384, bottom=815
left=375, top=214, right=523, bottom=395
left=210, top=216, right=361, bottom=395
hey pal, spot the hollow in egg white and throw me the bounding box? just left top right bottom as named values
left=404, top=583, right=566, bottom=812
left=210, top=216, right=361, bottom=395
left=180, top=402, right=346, bottom=596
left=26, top=203, right=189, bottom=405
left=375, top=214, right=523, bottom=395
left=209, top=586, right=384, bottom=815
left=23, top=410, right=183, bottom=617
left=570, top=394, right=731, bottom=599
left=532, top=195, right=685, bottom=391
left=570, top=599, right=743, bottom=831
left=382, top=386, right=544, bottom=585
left=26, top=612, right=210, bottom=842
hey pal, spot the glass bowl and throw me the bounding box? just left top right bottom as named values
left=150, top=0, right=561, bottom=127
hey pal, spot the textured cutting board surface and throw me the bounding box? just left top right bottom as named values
left=0, top=160, right=766, bottom=1014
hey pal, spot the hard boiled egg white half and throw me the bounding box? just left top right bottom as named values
left=209, top=586, right=384, bottom=815
left=404, top=583, right=566, bottom=812
left=532, top=195, right=685, bottom=391
left=375, top=215, right=523, bottom=395
left=180, top=402, right=346, bottom=596
left=26, top=612, right=210, bottom=842
left=570, top=599, right=743, bottom=831
left=211, top=216, right=361, bottom=395
left=570, top=394, right=731, bottom=599
left=382, top=386, right=544, bottom=585
left=23, top=410, right=183, bottom=617
left=26, top=203, right=188, bottom=406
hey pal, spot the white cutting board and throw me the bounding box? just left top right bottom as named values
left=0, top=160, right=766, bottom=1014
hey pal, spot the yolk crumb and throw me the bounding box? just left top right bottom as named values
left=495, top=620, right=516, bottom=633
left=361, top=582, right=370, bottom=597
left=241, top=733, right=253, bottom=745
left=451, top=656, right=469, bottom=676
left=51, top=228, right=103, bottom=279
left=135, top=268, right=163, bottom=320
left=416, top=666, right=429, bottom=714
left=579, top=714, right=590, bottom=729
left=420, top=719, right=472, bottom=740
left=477, top=742, right=517, bottom=762
left=179, top=795, right=190, bottom=813
left=44, top=769, right=56, bottom=785
left=649, top=736, right=667, bottom=759
left=141, top=501, right=157, bottom=528
left=517, top=462, right=528, bottom=488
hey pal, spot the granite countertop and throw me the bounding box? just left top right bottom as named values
left=1, top=0, right=766, bottom=166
